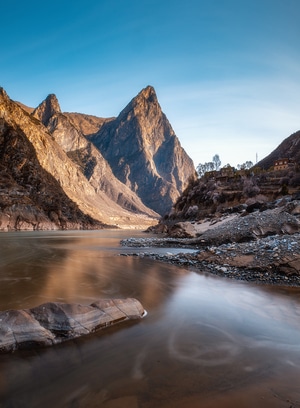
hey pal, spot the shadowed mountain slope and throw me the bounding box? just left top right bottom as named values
left=89, top=86, right=196, bottom=215
left=0, top=97, right=103, bottom=230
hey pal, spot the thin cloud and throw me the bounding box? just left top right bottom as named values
left=160, top=77, right=300, bottom=167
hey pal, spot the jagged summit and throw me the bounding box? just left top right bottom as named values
left=33, top=94, right=61, bottom=125
left=90, top=86, right=196, bottom=215
left=136, top=85, right=157, bottom=102
left=119, top=85, right=159, bottom=120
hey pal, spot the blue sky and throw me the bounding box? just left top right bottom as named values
left=1, top=0, right=300, bottom=168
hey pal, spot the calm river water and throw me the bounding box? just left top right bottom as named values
left=0, top=230, right=300, bottom=408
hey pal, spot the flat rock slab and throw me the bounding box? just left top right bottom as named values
left=0, top=298, right=145, bottom=353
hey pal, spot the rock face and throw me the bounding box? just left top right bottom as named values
left=33, top=94, right=158, bottom=218
left=0, top=298, right=145, bottom=353
left=0, top=102, right=103, bottom=230
left=90, top=86, right=196, bottom=215
left=65, top=112, right=114, bottom=136
left=0, top=88, right=158, bottom=229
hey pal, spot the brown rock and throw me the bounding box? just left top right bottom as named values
left=0, top=309, right=54, bottom=353
left=0, top=298, right=145, bottom=353
left=275, top=255, right=300, bottom=276
left=30, top=302, right=100, bottom=337
left=92, top=298, right=145, bottom=319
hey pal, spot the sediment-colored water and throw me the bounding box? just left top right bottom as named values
left=0, top=230, right=299, bottom=407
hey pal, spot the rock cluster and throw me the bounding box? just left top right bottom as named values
left=0, top=298, right=145, bottom=353
left=122, top=200, right=300, bottom=286
left=195, top=205, right=300, bottom=245
left=162, top=198, right=300, bottom=239
left=122, top=234, right=300, bottom=286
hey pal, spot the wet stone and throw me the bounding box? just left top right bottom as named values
left=0, top=298, right=145, bottom=353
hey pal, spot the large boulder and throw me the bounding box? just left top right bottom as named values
left=0, top=298, right=145, bottom=353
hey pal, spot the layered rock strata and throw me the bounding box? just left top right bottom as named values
left=0, top=298, right=145, bottom=353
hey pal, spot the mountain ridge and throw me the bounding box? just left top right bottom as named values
left=0, top=87, right=159, bottom=229
left=32, top=93, right=159, bottom=218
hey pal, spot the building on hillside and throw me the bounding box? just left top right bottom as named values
left=204, top=170, right=217, bottom=179
left=274, top=158, right=295, bottom=171
left=219, top=166, right=235, bottom=177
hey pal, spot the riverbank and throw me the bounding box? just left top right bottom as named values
left=121, top=233, right=300, bottom=286
left=121, top=201, right=300, bottom=287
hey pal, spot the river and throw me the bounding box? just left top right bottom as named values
left=0, top=230, right=300, bottom=408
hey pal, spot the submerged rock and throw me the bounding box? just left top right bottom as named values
left=0, top=298, right=145, bottom=353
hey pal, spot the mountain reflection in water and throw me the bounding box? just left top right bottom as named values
left=0, top=230, right=300, bottom=408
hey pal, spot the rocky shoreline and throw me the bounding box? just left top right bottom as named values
left=121, top=200, right=300, bottom=287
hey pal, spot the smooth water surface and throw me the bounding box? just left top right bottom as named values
left=0, top=230, right=300, bottom=408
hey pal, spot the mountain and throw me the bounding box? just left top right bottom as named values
left=256, top=130, right=300, bottom=170
left=89, top=86, right=196, bottom=215
left=32, top=94, right=157, bottom=217
left=0, top=88, right=158, bottom=230
left=0, top=85, right=196, bottom=230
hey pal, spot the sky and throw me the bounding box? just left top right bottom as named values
left=1, top=0, right=300, bottom=168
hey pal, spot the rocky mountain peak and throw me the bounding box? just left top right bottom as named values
left=32, top=93, right=61, bottom=126
left=136, top=85, right=157, bottom=103
left=90, top=86, right=196, bottom=215
left=119, top=85, right=159, bottom=120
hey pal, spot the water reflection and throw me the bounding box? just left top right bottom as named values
left=0, top=231, right=300, bottom=407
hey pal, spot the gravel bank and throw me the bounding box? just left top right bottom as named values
left=121, top=234, right=300, bottom=286
left=121, top=203, right=300, bottom=286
